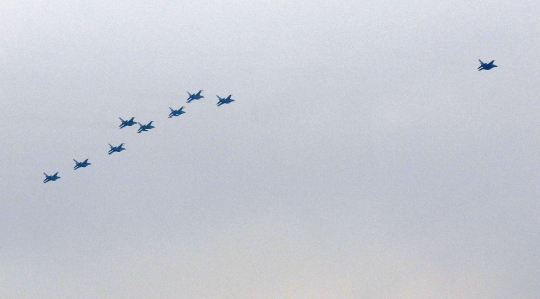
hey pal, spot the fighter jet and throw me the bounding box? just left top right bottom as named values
left=187, top=90, right=204, bottom=103
left=137, top=121, right=155, bottom=133
left=43, top=172, right=60, bottom=183
left=73, top=159, right=91, bottom=170
left=119, top=117, right=136, bottom=129
left=168, top=106, right=186, bottom=118
left=478, top=59, right=498, bottom=71
left=108, top=143, right=126, bottom=155
left=216, top=95, right=235, bottom=106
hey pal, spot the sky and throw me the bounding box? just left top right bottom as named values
left=1, top=0, right=540, bottom=298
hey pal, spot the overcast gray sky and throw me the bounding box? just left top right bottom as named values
left=1, top=1, right=539, bottom=298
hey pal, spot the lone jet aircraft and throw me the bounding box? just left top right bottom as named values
left=119, top=117, right=136, bottom=129
left=216, top=95, right=235, bottom=106
left=478, top=59, right=497, bottom=71
left=43, top=172, right=60, bottom=183
left=73, top=159, right=91, bottom=170
left=187, top=90, right=204, bottom=103
left=169, top=106, right=186, bottom=118
left=108, top=143, right=125, bottom=155
left=137, top=121, right=155, bottom=133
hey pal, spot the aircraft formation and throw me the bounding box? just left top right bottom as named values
left=43, top=91, right=236, bottom=183
left=43, top=59, right=497, bottom=183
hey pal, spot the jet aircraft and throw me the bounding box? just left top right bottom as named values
left=73, top=159, right=91, bottom=170
left=108, top=143, right=126, bottom=155
left=119, top=117, right=136, bottom=129
left=216, top=95, right=235, bottom=106
left=43, top=172, right=60, bottom=183
left=187, top=90, right=204, bottom=103
left=478, top=59, right=498, bottom=71
left=137, top=121, right=155, bottom=133
left=168, top=106, right=186, bottom=118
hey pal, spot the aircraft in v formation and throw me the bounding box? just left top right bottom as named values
left=478, top=59, right=497, bottom=71
left=43, top=90, right=236, bottom=183
left=137, top=121, right=155, bottom=133
left=169, top=106, right=185, bottom=118
left=43, top=172, right=60, bottom=183
left=108, top=143, right=126, bottom=155
left=216, top=95, right=235, bottom=106
left=73, top=159, right=91, bottom=170
left=186, top=90, right=204, bottom=103
left=119, top=117, right=136, bottom=129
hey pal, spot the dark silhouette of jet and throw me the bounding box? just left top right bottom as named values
left=168, top=106, right=186, bottom=118
left=187, top=90, right=204, bottom=103
left=119, top=117, right=136, bottom=129
left=108, top=143, right=126, bottom=155
left=73, top=159, right=91, bottom=170
left=137, top=121, right=155, bottom=133
left=216, top=95, right=235, bottom=106
left=478, top=59, right=497, bottom=71
left=43, top=172, right=60, bottom=183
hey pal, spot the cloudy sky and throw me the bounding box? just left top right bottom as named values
left=1, top=1, right=539, bottom=298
